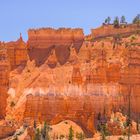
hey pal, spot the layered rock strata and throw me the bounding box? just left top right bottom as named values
left=0, top=47, right=9, bottom=119
left=27, top=28, right=84, bottom=66
left=92, top=24, right=140, bottom=39
left=6, top=35, right=28, bottom=70
left=0, top=27, right=139, bottom=137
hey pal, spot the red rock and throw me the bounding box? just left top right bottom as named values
left=0, top=48, right=9, bottom=119
left=27, top=28, right=84, bottom=66
left=6, top=34, right=28, bottom=70
left=92, top=24, right=140, bottom=39
left=0, top=26, right=140, bottom=138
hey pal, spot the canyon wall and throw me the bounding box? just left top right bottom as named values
left=27, top=28, right=84, bottom=66
left=0, top=46, right=9, bottom=119
left=0, top=27, right=139, bottom=137
left=7, top=34, right=140, bottom=136
left=120, top=46, right=140, bottom=118
left=91, top=24, right=140, bottom=39
left=0, top=36, right=28, bottom=119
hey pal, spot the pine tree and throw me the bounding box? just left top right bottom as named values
left=136, top=119, right=139, bottom=133
left=104, top=17, right=111, bottom=24
left=133, top=14, right=140, bottom=25
left=104, top=18, right=108, bottom=24
left=34, top=120, right=37, bottom=129
left=97, top=112, right=102, bottom=131
left=68, top=126, right=74, bottom=140
left=34, top=128, right=41, bottom=140
left=120, top=16, right=126, bottom=24
left=41, top=121, right=50, bottom=140
left=13, top=135, right=18, bottom=140
left=107, top=17, right=111, bottom=24
left=46, top=123, right=50, bottom=140
left=113, top=17, right=120, bottom=28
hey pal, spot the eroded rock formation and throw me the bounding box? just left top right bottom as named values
left=0, top=26, right=140, bottom=138
left=91, top=24, right=140, bottom=39
left=0, top=46, right=9, bottom=119
left=6, top=34, right=28, bottom=70
left=27, top=28, right=84, bottom=66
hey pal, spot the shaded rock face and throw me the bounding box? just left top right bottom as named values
left=27, top=28, right=84, bottom=66
left=0, top=120, right=16, bottom=139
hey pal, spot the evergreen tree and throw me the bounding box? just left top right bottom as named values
left=104, top=17, right=111, bottom=24
left=133, top=14, right=140, bottom=25
left=97, top=112, right=102, bottom=131
left=113, top=17, right=120, bottom=28
left=13, top=135, right=18, bottom=140
left=100, top=124, right=110, bottom=140
left=34, top=128, right=41, bottom=140
left=41, top=121, right=50, bottom=140
left=136, top=119, right=139, bottom=133
left=120, top=16, right=126, bottom=23
left=104, top=18, right=108, bottom=24
left=68, top=126, right=74, bottom=140
left=107, top=16, right=111, bottom=24
left=34, top=120, right=37, bottom=129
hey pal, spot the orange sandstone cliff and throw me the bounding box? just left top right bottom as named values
left=0, top=26, right=140, bottom=138
left=6, top=35, right=28, bottom=70
left=0, top=44, right=9, bottom=119
left=27, top=28, right=84, bottom=66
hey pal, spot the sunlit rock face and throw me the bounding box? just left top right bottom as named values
left=5, top=35, right=28, bottom=70
left=91, top=24, right=140, bottom=39
left=0, top=36, right=27, bottom=119
left=0, top=47, right=9, bottom=119
left=1, top=26, right=140, bottom=137
left=6, top=32, right=140, bottom=136
left=27, top=28, right=84, bottom=66
left=120, top=46, right=140, bottom=119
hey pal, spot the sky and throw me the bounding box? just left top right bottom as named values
left=0, top=0, right=140, bottom=42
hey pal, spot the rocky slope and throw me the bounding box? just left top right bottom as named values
left=0, top=25, right=140, bottom=139
left=0, top=45, right=9, bottom=119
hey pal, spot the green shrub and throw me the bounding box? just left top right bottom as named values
left=76, top=132, right=85, bottom=140
left=118, top=137, right=124, bottom=140
left=59, top=134, right=65, bottom=139
left=64, top=121, right=68, bottom=124
left=13, top=135, right=18, bottom=140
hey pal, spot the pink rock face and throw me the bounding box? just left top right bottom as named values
left=27, top=28, right=84, bottom=66
left=8, top=37, right=139, bottom=137
left=0, top=27, right=140, bottom=137
left=120, top=47, right=140, bottom=118
left=24, top=95, right=96, bottom=135
left=6, top=36, right=28, bottom=70
left=0, top=49, right=9, bottom=119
